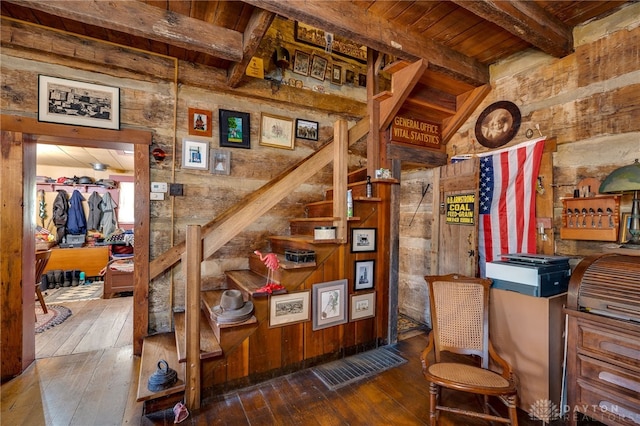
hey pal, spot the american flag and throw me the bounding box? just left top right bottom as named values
left=478, top=138, right=545, bottom=276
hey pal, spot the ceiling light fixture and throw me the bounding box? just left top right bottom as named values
left=91, top=162, right=109, bottom=171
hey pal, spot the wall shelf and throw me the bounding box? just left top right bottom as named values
left=560, top=195, right=620, bottom=241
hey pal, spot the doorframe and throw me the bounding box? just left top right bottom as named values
left=1, top=115, right=150, bottom=379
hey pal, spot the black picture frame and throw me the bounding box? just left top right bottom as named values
left=354, top=259, right=375, bottom=291
left=219, top=109, right=250, bottom=149
left=331, top=64, right=342, bottom=85
left=293, top=50, right=311, bottom=76
left=295, top=119, right=319, bottom=141
left=310, top=55, right=328, bottom=81
left=351, top=228, right=376, bottom=253
left=474, top=101, right=521, bottom=148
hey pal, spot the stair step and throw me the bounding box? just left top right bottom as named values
left=269, top=234, right=341, bottom=245
left=200, top=288, right=259, bottom=344
left=173, top=310, right=222, bottom=362
left=136, top=332, right=185, bottom=403
left=225, top=270, right=271, bottom=295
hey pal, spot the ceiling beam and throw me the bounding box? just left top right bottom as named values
left=452, top=0, right=573, bottom=58
left=227, top=8, right=275, bottom=88
left=242, top=0, right=489, bottom=87
left=6, top=0, right=244, bottom=61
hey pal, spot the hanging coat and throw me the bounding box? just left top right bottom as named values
left=87, top=191, right=103, bottom=231
left=52, top=189, right=69, bottom=243
left=67, top=190, right=87, bottom=235
left=99, top=192, right=118, bottom=237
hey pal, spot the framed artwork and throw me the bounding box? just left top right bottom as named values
left=295, top=119, right=319, bottom=141
left=312, top=279, right=348, bottom=331
left=345, top=70, right=355, bottom=86
left=188, top=108, right=212, bottom=137
left=210, top=149, right=231, bottom=175
left=619, top=212, right=633, bottom=244
left=294, top=22, right=367, bottom=63
left=293, top=50, right=311, bottom=76
left=219, top=109, right=250, bottom=149
left=354, top=260, right=375, bottom=291
left=350, top=291, right=376, bottom=321
left=310, top=55, right=328, bottom=81
left=331, top=65, right=342, bottom=85
left=269, top=290, right=311, bottom=328
left=351, top=228, right=377, bottom=253
left=38, top=75, right=120, bottom=130
left=260, top=113, right=294, bottom=149
left=474, top=101, right=521, bottom=148
left=358, top=73, right=367, bottom=87
left=181, top=138, right=209, bottom=170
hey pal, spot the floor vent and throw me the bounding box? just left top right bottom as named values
left=312, top=346, right=407, bottom=390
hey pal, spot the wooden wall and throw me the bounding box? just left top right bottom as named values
left=397, top=5, right=640, bottom=323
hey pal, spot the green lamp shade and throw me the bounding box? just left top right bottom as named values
left=599, top=159, right=640, bottom=193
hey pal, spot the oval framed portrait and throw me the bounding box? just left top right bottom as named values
left=475, top=101, right=521, bottom=148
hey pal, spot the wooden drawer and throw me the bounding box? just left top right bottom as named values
left=577, top=319, right=640, bottom=369
left=574, top=375, right=640, bottom=426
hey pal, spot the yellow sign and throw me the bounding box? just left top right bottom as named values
left=391, top=115, right=441, bottom=148
left=246, top=57, right=264, bottom=79
left=446, top=193, right=475, bottom=225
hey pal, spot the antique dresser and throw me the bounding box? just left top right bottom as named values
left=565, top=253, right=640, bottom=426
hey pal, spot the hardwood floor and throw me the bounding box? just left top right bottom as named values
left=3, top=303, right=604, bottom=426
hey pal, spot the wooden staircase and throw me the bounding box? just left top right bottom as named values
left=136, top=167, right=385, bottom=413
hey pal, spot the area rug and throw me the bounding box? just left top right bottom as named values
left=312, top=346, right=407, bottom=390
left=43, top=281, right=103, bottom=303
left=35, top=304, right=72, bottom=333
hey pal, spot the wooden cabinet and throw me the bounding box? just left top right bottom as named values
left=560, top=195, right=620, bottom=241
left=43, top=246, right=109, bottom=277
left=489, top=289, right=567, bottom=410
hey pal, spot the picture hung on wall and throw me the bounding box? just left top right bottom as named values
left=351, top=228, right=377, bottom=253
left=260, top=113, right=294, bottom=149
left=345, top=70, right=355, bottom=86
left=350, top=291, right=376, bottom=321
left=188, top=108, right=212, bottom=137
left=293, top=50, right=311, bottom=76
left=331, top=64, right=342, bottom=85
left=474, top=100, right=521, bottom=149
left=295, top=119, right=319, bottom=141
left=354, top=259, right=375, bottom=291
left=210, top=149, right=231, bottom=175
left=219, top=109, right=250, bottom=149
left=269, top=290, right=311, bottom=328
left=38, top=75, right=120, bottom=130
left=312, top=279, right=348, bottom=331
left=620, top=212, right=633, bottom=244
left=310, top=55, right=328, bottom=81
left=294, top=22, right=367, bottom=63
left=182, top=138, right=209, bottom=170
left=358, top=73, right=367, bottom=87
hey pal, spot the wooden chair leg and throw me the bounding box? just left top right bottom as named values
left=507, top=394, right=518, bottom=426
left=36, top=287, right=48, bottom=314
left=429, top=382, right=438, bottom=426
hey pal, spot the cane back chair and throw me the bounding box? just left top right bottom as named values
left=421, top=274, right=518, bottom=425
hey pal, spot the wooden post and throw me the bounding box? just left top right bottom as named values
left=185, top=225, right=201, bottom=410
left=334, top=119, right=348, bottom=242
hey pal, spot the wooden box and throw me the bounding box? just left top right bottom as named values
left=560, top=195, right=620, bottom=241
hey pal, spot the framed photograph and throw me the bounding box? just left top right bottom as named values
left=269, top=290, right=311, bottom=328
left=310, top=55, right=328, bottom=81
left=358, top=73, right=367, bottom=87
left=188, top=108, right=212, bottom=137
left=293, top=50, right=311, bottom=76
left=351, top=228, right=377, bottom=253
left=210, top=149, right=231, bottom=175
left=295, top=119, right=319, bottom=141
left=474, top=100, right=521, bottom=149
left=312, top=279, right=348, bottom=331
left=354, top=260, right=375, bottom=291
left=260, top=113, right=294, bottom=150
left=619, top=212, right=633, bottom=244
left=345, top=70, right=355, bottom=86
left=350, top=291, right=376, bottom=321
left=331, top=65, right=342, bottom=85
left=182, top=138, right=209, bottom=170
left=219, top=109, right=250, bottom=149
left=38, top=75, right=120, bottom=130
left=294, top=22, right=367, bottom=63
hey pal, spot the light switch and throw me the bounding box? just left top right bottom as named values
left=150, top=192, right=165, bottom=200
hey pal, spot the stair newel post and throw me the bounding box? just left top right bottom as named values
left=185, top=225, right=201, bottom=410
left=333, top=119, right=349, bottom=242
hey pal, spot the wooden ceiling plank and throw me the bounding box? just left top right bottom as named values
left=243, top=0, right=489, bottom=87
left=227, top=9, right=276, bottom=88
left=6, top=0, right=244, bottom=62
left=441, top=84, right=491, bottom=144
left=452, top=0, right=573, bottom=58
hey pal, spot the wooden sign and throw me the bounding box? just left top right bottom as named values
left=446, top=193, right=475, bottom=225
left=391, top=115, right=441, bottom=149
